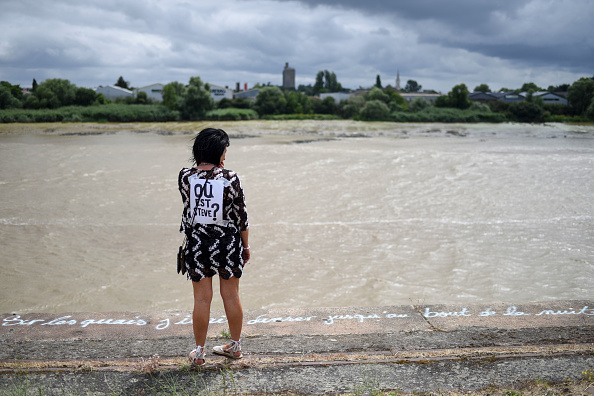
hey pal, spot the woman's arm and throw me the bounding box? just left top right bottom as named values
left=241, top=229, right=250, bottom=264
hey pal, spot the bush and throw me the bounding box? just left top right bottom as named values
left=390, top=106, right=506, bottom=123
left=360, top=100, right=390, bottom=121
left=338, top=95, right=365, bottom=119
left=254, top=86, right=286, bottom=115
left=204, top=108, right=259, bottom=121
left=365, top=87, right=389, bottom=103
left=261, top=113, right=341, bottom=120
left=409, top=98, right=430, bottom=112
left=508, top=102, right=547, bottom=123
left=0, top=104, right=179, bottom=123
left=545, top=114, right=591, bottom=123
left=469, top=102, right=491, bottom=112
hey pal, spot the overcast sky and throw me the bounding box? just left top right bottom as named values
left=1, top=0, right=592, bottom=93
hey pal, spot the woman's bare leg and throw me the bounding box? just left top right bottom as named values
left=219, top=276, right=243, bottom=356
left=192, top=277, right=213, bottom=349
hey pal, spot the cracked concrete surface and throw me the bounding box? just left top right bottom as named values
left=1, top=300, right=593, bottom=394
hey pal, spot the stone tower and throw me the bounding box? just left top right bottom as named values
left=283, top=62, right=295, bottom=89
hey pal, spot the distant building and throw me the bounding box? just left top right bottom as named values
left=135, top=83, right=164, bottom=101
left=320, top=92, right=352, bottom=103
left=282, top=62, right=295, bottom=89
left=234, top=88, right=260, bottom=100
left=209, top=84, right=233, bottom=102
left=350, top=89, right=371, bottom=97
left=95, top=85, right=134, bottom=100
left=521, top=91, right=568, bottom=105
left=468, top=92, right=502, bottom=102
left=497, top=92, right=525, bottom=103
left=395, top=70, right=401, bottom=91
left=400, top=92, right=441, bottom=104
left=468, top=92, right=522, bottom=103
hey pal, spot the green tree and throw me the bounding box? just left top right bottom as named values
left=0, top=84, right=22, bottom=109
left=32, top=78, right=38, bottom=92
left=360, top=100, right=390, bottom=120
left=1, top=81, right=23, bottom=101
left=162, top=81, right=186, bottom=111
left=525, top=91, right=545, bottom=107
left=33, top=85, right=60, bottom=108
left=324, top=70, right=342, bottom=92
left=313, top=70, right=343, bottom=94
left=519, top=82, right=543, bottom=93
left=297, top=83, right=314, bottom=96
left=469, top=101, right=491, bottom=112
left=509, top=101, right=546, bottom=123
left=285, top=90, right=311, bottom=114
left=32, top=79, right=77, bottom=108
left=313, top=71, right=325, bottom=95
left=375, top=75, right=382, bottom=88
left=115, top=76, right=130, bottom=90
left=435, top=95, right=451, bottom=108
left=0, top=81, right=23, bottom=108
left=23, top=94, right=40, bottom=109
left=317, top=96, right=337, bottom=114
left=339, top=95, right=365, bottom=119
left=385, top=89, right=407, bottom=111
left=285, top=91, right=303, bottom=114
left=473, top=84, right=490, bottom=93
left=230, top=98, right=252, bottom=109
left=254, top=86, right=286, bottom=115
left=365, top=86, right=389, bottom=103
left=409, top=97, right=430, bottom=112
left=548, top=83, right=570, bottom=92
left=216, top=97, right=233, bottom=109
left=179, top=76, right=213, bottom=120
left=405, top=80, right=421, bottom=92
left=74, top=87, right=97, bottom=106
left=95, top=93, right=108, bottom=105
left=136, top=91, right=148, bottom=104
left=448, top=83, right=470, bottom=109
left=567, top=77, right=594, bottom=116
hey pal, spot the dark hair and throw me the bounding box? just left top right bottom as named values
left=192, top=128, right=230, bottom=165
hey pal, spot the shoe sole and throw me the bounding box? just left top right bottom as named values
left=213, top=350, right=243, bottom=359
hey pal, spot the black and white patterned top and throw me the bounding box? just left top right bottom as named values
left=178, top=167, right=249, bottom=281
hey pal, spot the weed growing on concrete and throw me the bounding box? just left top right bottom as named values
left=583, top=369, right=594, bottom=381
left=219, top=329, right=231, bottom=338
left=134, top=354, right=160, bottom=374
left=349, top=369, right=384, bottom=396
left=1, top=374, right=31, bottom=395
left=148, top=373, right=189, bottom=395
left=219, top=367, right=240, bottom=395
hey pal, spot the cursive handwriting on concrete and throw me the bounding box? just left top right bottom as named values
left=1, top=305, right=592, bottom=331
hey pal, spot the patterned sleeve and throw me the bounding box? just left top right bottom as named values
left=178, top=168, right=191, bottom=233
left=229, top=172, right=249, bottom=231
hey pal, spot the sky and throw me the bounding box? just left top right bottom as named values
left=1, top=0, right=593, bottom=94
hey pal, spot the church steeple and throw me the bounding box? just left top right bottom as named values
left=396, top=70, right=401, bottom=91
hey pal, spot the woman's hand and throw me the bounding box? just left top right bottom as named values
left=242, top=247, right=250, bottom=265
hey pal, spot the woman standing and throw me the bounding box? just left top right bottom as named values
left=178, top=128, right=250, bottom=366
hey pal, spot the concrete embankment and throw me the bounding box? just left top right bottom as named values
left=1, top=300, right=593, bottom=394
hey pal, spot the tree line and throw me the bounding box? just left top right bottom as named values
left=1, top=73, right=593, bottom=123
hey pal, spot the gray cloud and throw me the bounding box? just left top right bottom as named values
left=0, top=0, right=592, bottom=93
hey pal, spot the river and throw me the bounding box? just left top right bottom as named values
left=0, top=120, right=592, bottom=313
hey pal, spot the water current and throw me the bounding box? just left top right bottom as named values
left=0, top=121, right=592, bottom=313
